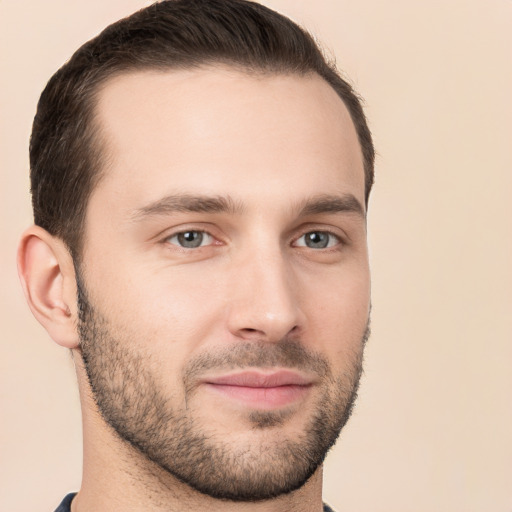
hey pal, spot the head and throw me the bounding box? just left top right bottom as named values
left=21, top=0, right=374, bottom=504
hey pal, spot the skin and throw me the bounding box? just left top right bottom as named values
left=18, top=66, right=370, bottom=512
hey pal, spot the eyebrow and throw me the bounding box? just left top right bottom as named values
left=297, top=194, right=365, bottom=218
left=131, top=194, right=244, bottom=220
left=130, top=192, right=365, bottom=221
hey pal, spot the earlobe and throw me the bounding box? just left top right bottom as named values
left=17, top=226, right=80, bottom=348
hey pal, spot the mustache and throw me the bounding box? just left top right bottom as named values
left=183, top=320, right=371, bottom=386
left=182, top=340, right=331, bottom=392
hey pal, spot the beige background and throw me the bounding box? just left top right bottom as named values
left=1, top=1, right=511, bottom=510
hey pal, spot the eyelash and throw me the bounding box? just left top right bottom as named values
left=163, top=228, right=344, bottom=250
left=294, top=231, right=342, bottom=249
left=165, top=230, right=216, bottom=249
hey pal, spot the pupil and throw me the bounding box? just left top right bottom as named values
left=307, top=232, right=328, bottom=248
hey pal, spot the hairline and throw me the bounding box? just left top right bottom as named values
left=73, top=62, right=367, bottom=263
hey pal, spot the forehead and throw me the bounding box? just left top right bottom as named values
left=90, top=66, right=364, bottom=216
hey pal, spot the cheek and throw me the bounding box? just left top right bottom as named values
left=83, top=237, right=370, bottom=360
left=82, top=267, right=226, bottom=405
left=90, top=262, right=227, bottom=354
left=301, top=263, right=370, bottom=350
left=304, top=254, right=370, bottom=309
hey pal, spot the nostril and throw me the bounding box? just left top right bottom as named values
left=240, top=328, right=261, bottom=335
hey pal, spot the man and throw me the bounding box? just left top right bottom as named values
left=17, top=1, right=374, bottom=510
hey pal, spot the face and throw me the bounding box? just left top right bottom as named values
left=77, top=67, right=370, bottom=501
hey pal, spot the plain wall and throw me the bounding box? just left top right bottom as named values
left=1, top=1, right=510, bottom=510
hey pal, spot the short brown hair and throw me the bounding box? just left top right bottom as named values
left=30, top=0, right=374, bottom=258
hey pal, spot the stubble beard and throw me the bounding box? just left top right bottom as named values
left=77, top=278, right=369, bottom=502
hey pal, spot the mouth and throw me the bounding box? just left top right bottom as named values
left=202, top=370, right=314, bottom=410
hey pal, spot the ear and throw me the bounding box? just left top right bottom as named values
left=17, top=226, right=79, bottom=348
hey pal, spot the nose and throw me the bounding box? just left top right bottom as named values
left=225, top=250, right=305, bottom=343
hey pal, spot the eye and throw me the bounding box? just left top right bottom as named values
left=294, top=231, right=340, bottom=249
left=166, top=230, right=214, bottom=249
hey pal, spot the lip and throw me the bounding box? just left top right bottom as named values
left=202, top=370, right=314, bottom=410
left=205, top=370, right=313, bottom=387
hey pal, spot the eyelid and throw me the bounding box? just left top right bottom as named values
left=159, top=225, right=223, bottom=248
left=291, top=224, right=348, bottom=246
left=292, top=231, right=342, bottom=249
left=166, top=230, right=214, bottom=248
left=156, top=223, right=348, bottom=250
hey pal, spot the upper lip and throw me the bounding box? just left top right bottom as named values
left=203, top=370, right=314, bottom=388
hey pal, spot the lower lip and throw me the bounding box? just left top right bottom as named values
left=204, top=383, right=311, bottom=410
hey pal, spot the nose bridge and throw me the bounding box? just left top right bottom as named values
left=226, top=242, right=303, bottom=342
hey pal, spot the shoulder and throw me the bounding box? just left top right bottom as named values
left=323, top=503, right=337, bottom=512
left=54, top=493, right=77, bottom=512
